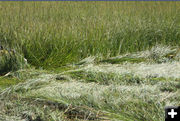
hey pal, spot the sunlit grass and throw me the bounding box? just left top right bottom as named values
left=0, top=2, right=180, bottom=68
left=1, top=46, right=180, bottom=120
left=0, top=2, right=180, bottom=121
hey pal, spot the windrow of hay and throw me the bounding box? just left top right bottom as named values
left=0, top=57, right=179, bottom=120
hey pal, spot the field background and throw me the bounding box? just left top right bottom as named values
left=1, top=2, right=180, bottom=68
left=0, top=2, right=180, bottom=121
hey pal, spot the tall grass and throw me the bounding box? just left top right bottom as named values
left=0, top=1, right=180, bottom=68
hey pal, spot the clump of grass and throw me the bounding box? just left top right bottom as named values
left=0, top=49, right=27, bottom=75
left=148, top=45, right=179, bottom=63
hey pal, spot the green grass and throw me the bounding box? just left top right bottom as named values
left=68, top=70, right=144, bottom=85
left=0, top=50, right=27, bottom=75
left=100, top=57, right=147, bottom=64
left=0, top=76, right=24, bottom=89
left=0, top=2, right=180, bottom=121
left=0, top=2, right=180, bottom=68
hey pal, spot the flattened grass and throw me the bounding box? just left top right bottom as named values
left=100, top=57, right=147, bottom=64
left=0, top=62, right=179, bottom=121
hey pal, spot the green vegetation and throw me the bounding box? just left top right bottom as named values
left=0, top=76, right=24, bottom=89
left=0, top=1, right=180, bottom=121
left=1, top=2, right=180, bottom=68
left=0, top=49, right=27, bottom=75
left=100, top=57, right=147, bottom=64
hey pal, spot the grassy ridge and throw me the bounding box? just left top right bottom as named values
left=0, top=2, right=180, bottom=68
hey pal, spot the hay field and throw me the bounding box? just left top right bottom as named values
left=0, top=2, right=180, bottom=121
